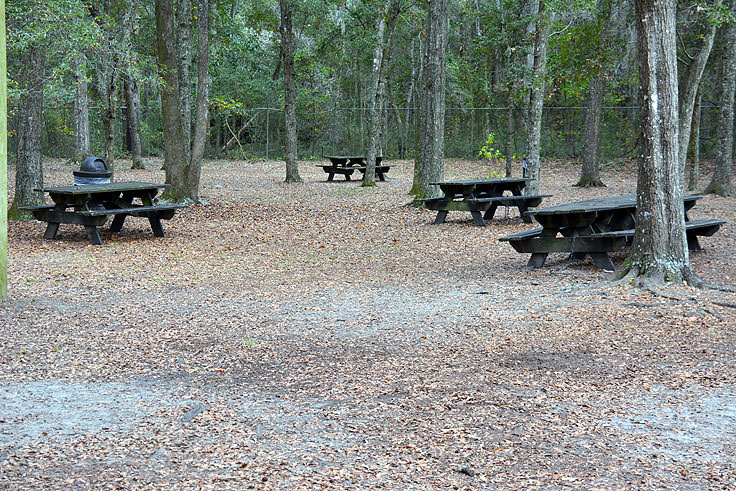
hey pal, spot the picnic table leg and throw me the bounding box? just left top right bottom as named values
left=43, top=222, right=60, bottom=239
left=148, top=215, right=165, bottom=237
left=517, top=203, right=535, bottom=223
left=528, top=252, right=548, bottom=268
left=470, top=210, right=486, bottom=226
left=377, top=170, right=386, bottom=181
left=84, top=226, right=103, bottom=245
left=590, top=252, right=615, bottom=270
left=434, top=210, right=448, bottom=224
left=327, top=171, right=335, bottom=181
left=110, top=214, right=127, bottom=232
left=686, top=233, right=702, bottom=250
left=483, top=204, right=499, bottom=220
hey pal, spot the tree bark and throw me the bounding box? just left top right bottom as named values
left=188, top=0, right=210, bottom=199
left=410, top=0, right=447, bottom=199
left=280, top=0, right=302, bottom=183
left=72, top=55, right=90, bottom=163
left=577, top=73, right=605, bottom=187
left=155, top=0, right=190, bottom=201
left=505, top=90, right=515, bottom=177
left=617, top=0, right=696, bottom=286
left=177, top=0, right=193, bottom=163
left=524, top=1, right=550, bottom=196
left=363, top=0, right=400, bottom=187
left=9, top=44, right=44, bottom=220
left=704, top=2, right=736, bottom=196
left=687, top=89, right=702, bottom=191
left=125, top=75, right=144, bottom=169
left=677, top=0, right=721, bottom=176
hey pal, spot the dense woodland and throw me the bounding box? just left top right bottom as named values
left=4, top=0, right=736, bottom=284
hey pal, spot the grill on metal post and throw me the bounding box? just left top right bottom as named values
left=73, top=157, right=112, bottom=185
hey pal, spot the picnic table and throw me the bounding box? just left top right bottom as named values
left=317, top=155, right=390, bottom=181
left=499, top=194, right=726, bottom=270
left=21, top=181, right=187, bottom=245
left=420, top=178, right=551, bottom=226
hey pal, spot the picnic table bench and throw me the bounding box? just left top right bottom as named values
left=317, top=155, right=390, bottom=181
left=500, top=194, right=725, bottom=269
left=21, top=181, right=187, bottom=245
left=420, top=178, right=551, bottom=226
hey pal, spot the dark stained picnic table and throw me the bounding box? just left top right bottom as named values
left=21, top=181, right=187, bottom=245
left=316, top=155, right=390, bottom=181
left=500, top=194, right=725, bottom=270
left=422, top=178, right=551, bottom=226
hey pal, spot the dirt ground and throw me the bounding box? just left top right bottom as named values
left=1, top=158, right=735, bottom=490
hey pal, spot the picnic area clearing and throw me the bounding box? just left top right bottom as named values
left=2, top=158, right=735, bottom=489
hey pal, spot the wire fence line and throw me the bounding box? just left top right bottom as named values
left=31, top=105, right=722, bottom=162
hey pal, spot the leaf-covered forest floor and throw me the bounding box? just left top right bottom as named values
left=2, top=158, right=735, bottom=490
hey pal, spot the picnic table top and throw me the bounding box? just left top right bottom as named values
left=528, top=193, right=701, bottom=217
left=430, top=178, right=531, bottom=186
left=35, top=181, right=168, bottom=195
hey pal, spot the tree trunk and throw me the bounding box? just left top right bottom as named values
left=687, top=89, right=702, bottom=191
left=280, top=0, right=302, bottom=183
left=617, top=0, right=696, bottom=286
left=410, top=0, right=447, bottom=199
left=1, top=0, right=6, bottom=298
left=364, top=0, right=400, bottom=187
left=72, top=55, right=90, bottom=163
left=125, top=75, right=144, bottom=169
left=8, top=45, right=44, bottom=220
left=177, top=0, right=193, bottom=163
left=677, top=0, right=721, bottom=175
left=524, top=1, right=550, bottom=196
left=505, top=92, right=515, bottom=177
left=100, top=68, right=117, bottom=171
left=577, top=73, right=606, bottom=187
left=704, top=2, right=736, bottom=196
left=188, top=0, right=210, bottom=199
left=155, top=0, right=190, bottom=201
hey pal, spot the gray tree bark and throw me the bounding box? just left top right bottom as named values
left=411, top=0, right=448, bottom=199
left=577, top=73, right=605, bottom=187
left=363, top=0, right=400, bottom=187
left=524, top=1, right=550, bottom=196
left=124, top=75, right=144, bottom=169
left=188, top=0, right=210, bottom=199
left=617, top=0, right=696, bottom=286
left=177, top=0, right=193, bottom=163
left=72, top=55, right=90, bottom=163
left=9, top=45, right=44, bottom=220
left=687, top=89, right=702, bottom=191
left=677, top=0, right=721, bottom=176
left=704, top=2, right=736, bottom=196
left=155, top=0, right=190, bottom=201
left=280, top=0, right=302, bottom=183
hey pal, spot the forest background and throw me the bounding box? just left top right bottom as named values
left=6, top=0, right=735, bottom=196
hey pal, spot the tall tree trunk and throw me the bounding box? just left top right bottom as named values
left=677, top=0, right=721, bottom=175
left=177, top=0, right=193, bottom=163
left=125, top=75, right=144, bottom=169
left=401, top=37, right=417, bottom=160
left=155, top=0, right=189, bottom=201
left=100, top=67, right=117, bottom=171
left=617, top=0, right=695, bottom=286
left=72, top=55, right=90, bottom=163
left=687, top=89, right=702, bottom=191
left=8, top=45, right=44, bottom=220
left=524, top=1, right=550, bottom=196
left=505, top=92, right=515, bottom=177
left=704, top=2, right=736, bottom=196
left=364, top=0, right=400, bottom=187
left=280, top=0, right=302, bottom=183
left=410, top=0, right=447, bottom=199
left=188, top=0, right=210, bottom=199
left=577, top=73, right=606, bottom=187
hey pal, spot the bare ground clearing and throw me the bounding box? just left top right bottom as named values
left=1, top=158, right=735, bottom=490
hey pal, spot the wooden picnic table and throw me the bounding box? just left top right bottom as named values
left=500, top=194, right=726, bottom=269
left=21, top=181, right=187, bottom=245
left=317, top=155, right=390, bottom=181
left=421, top=178, right=551, bottom=226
